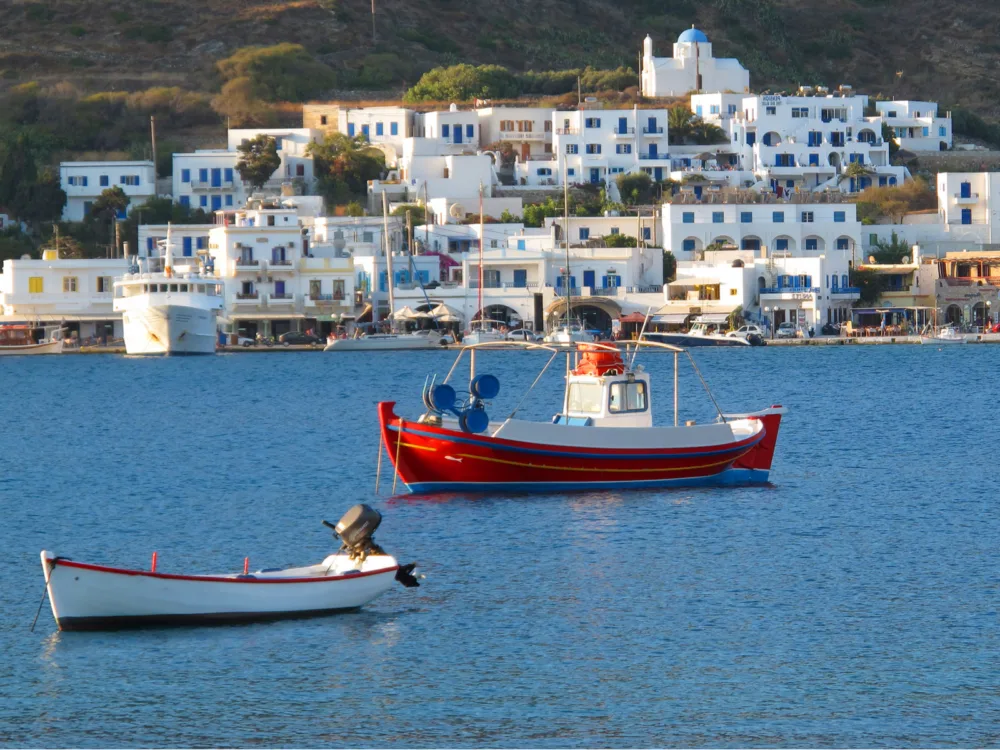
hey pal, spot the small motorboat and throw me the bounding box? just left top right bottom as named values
left=378, top=340, right=785, bottom=494
left=40, top=505, right=419, bottom=631
left=644, top=318, right=752, bottom=347
left=324, top=332, right=443, bottom=351
left=919, top=325, right=966, bottom=345
left=0, top=325, right=64, bottom=355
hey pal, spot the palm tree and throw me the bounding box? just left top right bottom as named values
left=668, top=106, right=696, bottom=145
left=838, top=161, right=874, bottom=192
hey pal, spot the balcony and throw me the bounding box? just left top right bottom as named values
left=638, top=153, right=670, bottom=161
left=305, top=293, right=348, bottom=308
left=499, top=131, right=546, bottom=141
left=235, top=259, right=259, bottom=270
left=268, top=293, right=294, bottom=305
left=268, top=259, right=294, bottom=270
left=234, top=292, right=259, bottom=303
left=613, top=127, right=635, bottom=137
left=760, top=287, right=820, bottom=296
left=556, top=128, right=579, bottom=135
left=642, top=126, right=664, bottom=135
left=190, top=179, right=236, bottom=192
left=831, top=287, right=861, bottom=295
left=955, top=192, right=980, bottom=204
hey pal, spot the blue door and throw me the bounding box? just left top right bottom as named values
left=694, top=186, right=703, bottom=199
left=583, top=270, right=596, bottom=289
left=211, top=168, right=221, bottom=187
left=618, top=117, right=627, bottom=134
left=182, top=237, right=192, bottom=257
left=589, top=168, right=600, bottom=184
left=962, top=208, right=972, bottom=225
left=272, top=246, right=285, bottom=263
left=455, top=128, right=462, bottom=144
left=211, top=195, right=222, bottom=211
left=274, top=280, right=286, bottom=296
left=654, top=167, right=663, bottom=181
left=649, top=143, right=657, bottom=158
left=513, top=269, right=527, bottom=288
left=647, top=116, right=657, bottom=133
left=961, top=182, right=971, bottom=198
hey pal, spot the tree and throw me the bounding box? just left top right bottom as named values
left=404, top=64, right=520, bottom=102
left=691, top=119, right=729, bottom=145
left=882, top=122, right=900, bottom=159
left=37, top=234, right=87, bottom=259
left=616, top=172, right=653, bottom=205
left=668, top=106, right=696, bottom=145
left=870, top=231, right=912, bottom=264
left=483, top=141, right=516, bottom=169
left=603, top=233, right=637, bottom=247
left=236, top=134, right=281, bottom=191
left=839, top=161, right=874, bottom=191
left=216, top=44, right=336, bottom=102
left=307, top=133, right=386, bottom=205
left=392, top=204, right=425, bottom=225
left=662, top=251, right=677, bottom=284
left=0, top=133, right=38, bottom=221
left=89, top=186, right=130, bottom=224
left=18, top=170, right=66, bottom=228
left=120, top=197, right=212, bottom=256
left=211, top=78, right=278, bottom=128
left=522, top=197, right=564, bottom=228
left=498, top=209, right=520, bottom=223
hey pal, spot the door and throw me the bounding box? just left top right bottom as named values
left=649, top=143, right=657, bottom=158
left=211, top=168, right=221, bottom=187
left=513, top=269, right=527, bottom=288
left=654, top=167, right=663, bottom=181
left=618, top=117, right=627, bottom=135
left=455, top=127, right=462, bottom=144
left=272, top=246, right=285, bottom=263
left=647, top=116, right=657, bottom=133
left=583, top=270, right=596, bottom=289
left=589, top=168, right=600, bottom=184
left=274, top=280, right=286, bottom=297
left=520, top=143, right=530, bottom=161
left=211, top=195, right=222, bottom=211
left=182, top=237, right=192, bottom=257
left=962, top=208, right=972, bottom=225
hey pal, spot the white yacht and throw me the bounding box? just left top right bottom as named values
left=544, top=323, right=596, bottom=345
left=113, top=226, right=223, bottom=355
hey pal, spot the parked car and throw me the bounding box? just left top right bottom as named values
left=727, top=324, right=764, bottom=339
left=279, top=331, right=324, bottom=346
left=506, top=328, right=542, bottom=342
left=776, top=322, right=798, bottom=339
left=236, top=335, right=256, bottom=348
left=821, top=322, right=841, bottom=336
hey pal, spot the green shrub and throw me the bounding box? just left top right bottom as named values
left=68, top=25, right=86, bottom=37
left=216, top=43, right=336, bottom=102
left=398, top=28, right=459, bottom=55
left=123, top=25, right=173, bottom=44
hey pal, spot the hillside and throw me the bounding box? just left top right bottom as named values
left=3, top=0, right=1000, bottom=116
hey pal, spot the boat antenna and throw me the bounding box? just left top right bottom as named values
left=563, top=153, right=571, bottom=329
left=164, top=222, right=173, bottom=278
left=628, top=305, right=654, bottom=369
left=382, top=191, right=394, bottom=332
left=477, top=181, right=484, bottom=332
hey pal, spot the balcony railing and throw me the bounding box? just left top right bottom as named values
left=190, top=179, right=236, bottom=191
left=556, top=128, right=579, bottom=135
left=642, top=126, right=664, bottom=134
left=269, top=259, right=293, bottom=267
left=467, top=281, right=540, bottom=290
left=614, top=127, right=635, bottom=136
left=760, top=287, right=820, bottom=295
left=831, top=286, right=861, bottom=294
left=499, top=131, right=545, bottom=141
left=269, top=293, right=293, bottom=301
left=638, top=153, right=669, bottom=160
left=236, top=259, right=258, bottom=268
left=627, top=285, right=663, bottom=293
left=236, top=292, right=259, bottom=300
left=309, top=293, right=335, bottom=301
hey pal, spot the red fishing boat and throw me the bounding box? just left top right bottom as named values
left=377, top=341, right=784, bottom=494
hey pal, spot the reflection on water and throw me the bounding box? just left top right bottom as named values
left=2, top=347, right=1000, bottom=746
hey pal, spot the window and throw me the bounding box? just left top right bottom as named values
left=466, top=124, right=474, bottom=138
left=362, top=231, right=374, bottom=243
left=579, top=228, right=590, bottom=240
left=584, top=118, right=601, bottom=128
left=809, top=153, right=819, bottom=166
left=682, top=239, right=696, bottom=252
left=682, top=212, right=694, bottom=224
left=805, top=238, right=818, bottom=251
left=376, top=122, right=384, bottom=136
left=100, top=175, right=109, bottom=186
left=585, top=144, right=601, bottom=154
left=712, top=212, right=724, bottom=223
left=275, top=137, right=283, bottom=150
left=391, top=122, right=398, bottom=136
left=320, top=115, right=328, bottom=125
left=888, top=111, right=898, bottom=118
left=67, top=175, right=88, bottom=186
left=740, top=211, right=752, bottom=223
left=566, top=144, right=578, bottom=154
left=775, top=239, right=788, bottom=251
left=837, top=238, right=849, bottom=251
left=63, top=276, right=78, bottom=293
left=28, top=277, right=43, bottom=293
left=922, top=127, right=929, bottom=137
left=565, top=382, right=604, bottom=414
left=545, top=121, right=552, bottom=132
left=121, top=175, right=140, bottom=186
left=766, top=106, right=776, bottom=115
left=179, top=195, right=190, bottom=208
left=347, top=123, right=355, bottom=136
left=181, top=169, right=190, bottom=183
left=616, top=144, right=632, bottom=154
left=610, top=227, right=620, bottom=235
left=609, top=381, right=648, bottom=413
left=773, top=211, right=784, bottom=223
left=442, top=124, right=450, bottom=138
left=939, top=126, right=947, bottom=137
left=225, top=194, right=233, bottom=207
left=224, top=168, right=233, bottom=183
left=199, top=168, right=208, bottom=183
left=710, top=104, right=720, bottom=115
left=834, top=211, right=846, bottom=223
left=199, top=196, right=208, bottom=208
left=567, top=168, right=575, bottom=176
left=536, top=168, right=552, bottom=176
left=801, top=212, right=814, bottom=223
left=642, top=227, right=651, bottom=240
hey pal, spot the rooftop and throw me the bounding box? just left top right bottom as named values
left=678, top=27, right=709, bottom=44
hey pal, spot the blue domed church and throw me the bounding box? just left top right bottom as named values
left=640, top=26, right=750, bottom=97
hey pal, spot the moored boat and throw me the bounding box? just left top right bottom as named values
left=324, top=332, right=443, bottom=351
left=40, top=505, right=419, bottom=631
left=0, top=325, right=63, bottom=355
left=378, top=341, right=785, bottom=494
left=919, top=325, right=966, bottom=345
left=644, top=318, right=753, bottom=347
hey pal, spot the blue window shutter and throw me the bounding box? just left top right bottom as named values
left=100, top=175, right=108, bottom=186
left=517, top=239, right=526, bottom=250
left=442, top=124, right=450, bottom=138
left=682, top=239, right=695, bottom=252
left=466, top=124, right=474, bottom=138
left=182, top=237, right=192, bottom=256
left=179, top=195, right=190, bottom=207
left=376, top=122, right=384, bottom=136
left=147, top=237, right=154, bottom=251
left=199, top=195, right=207, bottom=207
left=196, top=237, right=206, bottom=250
left=225, top=194, right=233, bottom=206
left=347, top=123, right=355, bottom=136
left=181, top=169, right=190, bottom=183
left=390, top=122, right=398, bottom=136
left=643, top=227, right=651, bottom=240
left=199, top=169, right=208, bottom=182
left=224, top=168, right=233, bottom=182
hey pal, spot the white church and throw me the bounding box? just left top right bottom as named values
left=640, top=27, right=750, bottom=98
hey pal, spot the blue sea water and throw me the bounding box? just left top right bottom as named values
left=1, top=346, right=999, bottom=747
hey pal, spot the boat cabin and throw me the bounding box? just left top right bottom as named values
left=0, top=325, right=35, bottom=346
left=558, top=345, right=653, bottom=428
left=113, top=273, right=224, bottom=302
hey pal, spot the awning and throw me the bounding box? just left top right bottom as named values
left=618, top=312, right=648, bottom=323
left=699, top=312, right=733, bottom=324
left=668, top=277, right=721, bottom=286
left=652, top=313, right=691, bottom=324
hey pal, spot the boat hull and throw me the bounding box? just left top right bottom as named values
left=644, top=332, right=750, bottom=347
left=121, top=305, right=217, bottom=355
left=0, top=340, right=63, bottom=355
left=920, top=336, right=965, bottom=345
left=377, top=402, right=784, bottom=493
left=325, top=335, right=441, bottom=351
left=41, top=553, right=399, bottom=631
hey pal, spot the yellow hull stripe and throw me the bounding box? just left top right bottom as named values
left=448, top=452, right=741, bottom=474
left=400, top=442, right=436, bottom=452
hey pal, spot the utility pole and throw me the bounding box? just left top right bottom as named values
left=150, top=116, right=157, bottom=180
left=114, top=220, right=121, bottom=259
left=371, top=0, right=376, bottom=43
left=406, top=209, right=414, bottom=257
left=577, top=76, right=582, bottom=108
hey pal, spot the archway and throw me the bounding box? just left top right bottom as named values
left=546, top=296, right=621, bottom=334
left=802, top=235, right=826, bottom=253
left=680, top=236, right=704, bottom=254
left=742, top=235, right=762, bottom=252
left=857, top=129, right=877, bottom=144
left=762, top=131, right=782, bottom=147
left=474, top=304, right=522, bottom=327
left=710, top=235, right=736, bottom=248
left=972, top=301, right=991, bottom=327
left=772, top=234, right=796, bottom=253
left=829, top=152, right=841, bottom=168
left=944, top=304, right=963, bottom=325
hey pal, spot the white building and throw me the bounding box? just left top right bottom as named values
left=59, top=161, right=156, bottom=222
left=476, top=106, right=554, bottom=162
left=172, top=150, right=243, bottom=213
left=664, top=195, right=863, bottom=261
left=874, top=101, right=952, bottom=152
left=545, top=214, right=661, bottom=247
left=640, top=28, right=750, bottom=98
left=138, top=224, right=213, bottom=259
left=303, top=104, right=414, bottom=162
left=0, top=253, right=126, bottom=339
left=516, top=107, right=672, bottom=187
left=659, top=249, right=859, bottom=332
left=226, top=128, right=319, bottom=189
left=415, top=107, right=482, bottom=148
left=692, top=91, right=908, bottom=193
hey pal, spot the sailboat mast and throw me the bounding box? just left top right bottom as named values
left=563, top=154, right=571, bottom=325
left=478, top=182, right=484, bottom=331
left=164, top=222, right=173, bottom=278
left=382, top=191, right=395, bottom=329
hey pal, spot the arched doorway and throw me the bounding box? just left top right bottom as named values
left=829, top=152, right=841, bottom=169
left=972, top=301, right=991, bottom=327
left=474, top=304, right=522, bottom=327
left=546, top=297, right=621, bottom=335
left=944, top=304, right=963, bottom=325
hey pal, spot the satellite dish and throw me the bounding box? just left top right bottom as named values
left=449, top=203, right=466, bottom=219
left=868, top=255, right=876, bottom=263
left=902, top=255, right=909, bottom=263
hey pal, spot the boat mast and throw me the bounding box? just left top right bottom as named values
left=478, top=181, right=484, bottom=332
left=382, top=191, right=394, bottom=331
left=164, top=222, right=173, bottom=278
left=563, top=154, right=571, bottom=328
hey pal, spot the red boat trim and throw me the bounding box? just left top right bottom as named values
left=46, top=557, right=399, bottom=584
left=56, top=607, right=363, bottom=631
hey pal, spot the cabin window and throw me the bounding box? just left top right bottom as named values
left=609, top=381, right=648, bottom=413
left=169, top=284, right=178, bottom=292
left=180, top=284, right=189, bottom=292
left=197, top=284, right=205, bottom=293
left=567, top=383, right=603, bottom=413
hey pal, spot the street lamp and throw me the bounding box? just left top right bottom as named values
left=764, top=306, right=772, bottom=339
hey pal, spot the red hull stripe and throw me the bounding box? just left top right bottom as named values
left=47, top=558, right=398, bottom=584
left=390, top=423, right=764, bottom=460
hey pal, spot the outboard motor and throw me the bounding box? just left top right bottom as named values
left=323, top=504, right=385, bottom=562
